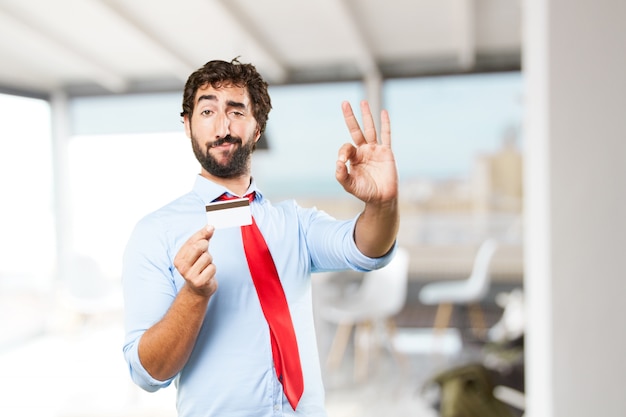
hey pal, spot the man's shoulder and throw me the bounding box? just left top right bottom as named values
left=150, top=191, right=203, bottom=215
left=133, top=192, right=205, bottom=234
left=260, top=198, right=322, bottom=218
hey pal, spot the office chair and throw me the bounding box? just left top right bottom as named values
left=318, top=247, right=410, bottom=380
left=418, top=239, right=499, bottom=338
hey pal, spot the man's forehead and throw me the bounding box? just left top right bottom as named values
left=195, top=84, right=249, bottom=103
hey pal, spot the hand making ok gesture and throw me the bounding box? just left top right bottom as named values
left=335, top=100, right=398, bottom=204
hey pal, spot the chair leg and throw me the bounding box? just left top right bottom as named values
left=433, top=303, right=453, bottom=333
left=384, top=318, right=407, bottom=367
left=468, top=303, right=487, bottom=338
left=354, top=321, right=372, bottom=381
left=326, top=322, right=353, bottom=370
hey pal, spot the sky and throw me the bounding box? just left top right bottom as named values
left=385, top=72, right=523, bottom=180
left=255, top=71, right=523, bottom=197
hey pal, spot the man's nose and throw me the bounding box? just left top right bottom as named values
left=214, top=112, right=231, bottom=138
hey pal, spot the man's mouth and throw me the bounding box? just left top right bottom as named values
left=209, top=136, right=242, bottom=148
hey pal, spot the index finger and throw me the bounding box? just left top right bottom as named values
left=174, top=225, right=215, bottom=274
left=342, top=101, right=366, bottom=146
left=187, top=225, right=215, bottom=252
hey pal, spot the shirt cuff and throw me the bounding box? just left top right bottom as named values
left=345, top=213, right=398, bottom=271
left=125, top=338, right=175, bottom=392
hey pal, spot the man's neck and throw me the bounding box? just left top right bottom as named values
left=200, top=170, right=252, bottom=197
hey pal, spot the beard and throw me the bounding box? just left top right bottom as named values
left=191, top=133, right=256, bottom=178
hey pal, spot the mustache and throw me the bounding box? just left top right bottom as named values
left=208, top=135, right=243, bottom=148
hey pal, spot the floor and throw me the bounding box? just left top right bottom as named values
left=322, top=328, right=472, bottom=417
left=319, top=298, right=507, bottom=417
left=0, top=282, right=518, bottom=417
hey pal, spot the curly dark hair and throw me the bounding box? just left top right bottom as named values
left=180, top=58, right=272, bottom=134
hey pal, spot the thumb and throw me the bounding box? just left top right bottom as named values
left=335, top=159, right=349, bottom=184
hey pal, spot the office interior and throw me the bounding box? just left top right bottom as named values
left=0, top=1, right=624, bottom=416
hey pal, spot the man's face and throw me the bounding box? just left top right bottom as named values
left=184, top=84, right=260, bottom=178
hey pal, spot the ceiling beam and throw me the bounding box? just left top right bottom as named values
left=0, top=2, right=127, bottom=93
left=96, top=0, right=197, bottom=82
left=212, top=0, right=288, bottom=83
left=331, top=0, right=383, bottom=124
left=332, top=0, right=381, bottom=80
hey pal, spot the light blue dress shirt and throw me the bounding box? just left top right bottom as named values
left=122, top=175, right=394, bottom=417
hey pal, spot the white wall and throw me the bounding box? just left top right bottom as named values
left=524, top=1, right=626, bottom=416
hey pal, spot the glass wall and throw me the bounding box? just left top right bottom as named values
left=0, top=72, right=524, bottom=287
left=385, top=72, right=524, bottom=248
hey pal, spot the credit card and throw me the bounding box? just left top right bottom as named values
left=205, top=198, right=252, bottom=229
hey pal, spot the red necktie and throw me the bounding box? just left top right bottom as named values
left=217, top=193, right=304, bottom=410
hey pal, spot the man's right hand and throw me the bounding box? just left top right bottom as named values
left=174, top=225, right=218, bottom=297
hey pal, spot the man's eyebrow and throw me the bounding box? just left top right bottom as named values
left=226, top=100, right=247, bottom=109
left=196, top=95, right=247, bottom=110
left=197, top=94, right=217, bottom=104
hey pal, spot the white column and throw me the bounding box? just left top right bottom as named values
left=50, top=90, right=73, bottom=282
left=524, top=1, right=626, bottom=416
left=364, top=71, right=383, bottom=135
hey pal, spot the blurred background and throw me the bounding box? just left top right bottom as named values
left=0, top=1, right=624, bottom=417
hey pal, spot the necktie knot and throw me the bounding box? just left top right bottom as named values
left=216, top=192, right=255, bottom=203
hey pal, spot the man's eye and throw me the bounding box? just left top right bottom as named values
left=201, top=109, right=213, bottom=116
left=231, top=111, right=244, bottom=117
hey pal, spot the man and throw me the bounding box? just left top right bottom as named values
left=122, top=58, right=399, bottom=417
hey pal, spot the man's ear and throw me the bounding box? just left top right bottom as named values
left=183, top=115, right=191, bottom=138
left=254, top=126, right=261, bottom=142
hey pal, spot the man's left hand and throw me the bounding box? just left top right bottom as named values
left=335, top=100, right=398, bottom=204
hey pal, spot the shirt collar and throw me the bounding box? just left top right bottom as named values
left=192, top=174, right=264, bottom=204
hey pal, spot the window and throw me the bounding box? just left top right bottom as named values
left=0, top=93, right=55, bottom=289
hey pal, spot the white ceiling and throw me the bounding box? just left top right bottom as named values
left=0, top=0, right=522, bottom=98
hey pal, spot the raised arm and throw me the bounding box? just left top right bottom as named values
left=335, top=101, right=399, bottom=258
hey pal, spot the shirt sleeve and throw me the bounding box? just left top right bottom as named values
left=299, top=205, right=397, bottom=272
left=122, top=214, right=177, bottom=391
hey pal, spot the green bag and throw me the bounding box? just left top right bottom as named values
left=430, top=363, right=515, bottom=417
